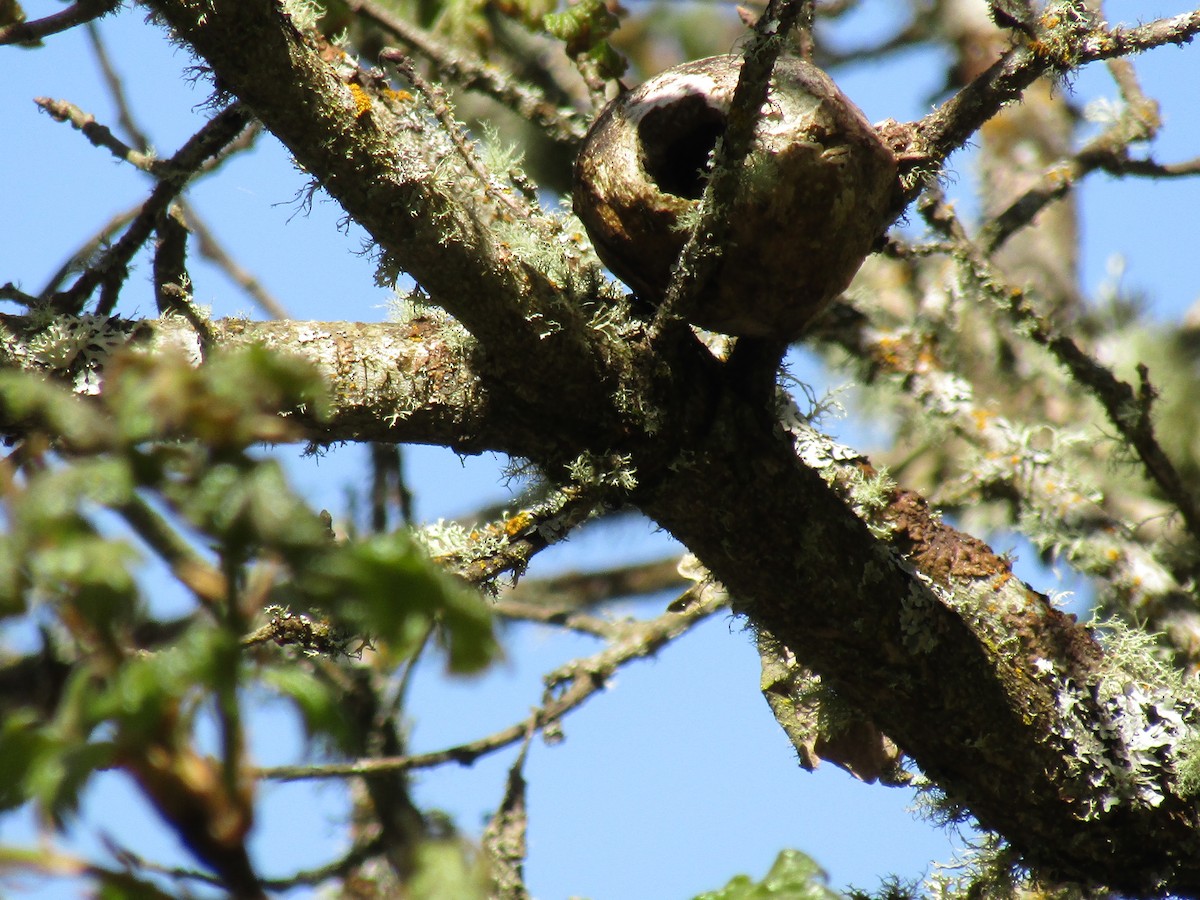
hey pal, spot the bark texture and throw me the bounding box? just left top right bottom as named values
left=11, top=0, right=1195, bottom=892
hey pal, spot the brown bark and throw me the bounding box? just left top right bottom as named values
left=11, top=1, right=1194, bottom=892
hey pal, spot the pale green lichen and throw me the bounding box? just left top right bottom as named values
left=478, top=122, right=523, bottom=180
left=1041, top=618, right=1200, bottom=818
left=280, top=0, right=324, bottom=31
left=415, top=518, right=504, bottom=561
left=16, top=314, right=138, bottom=395
left=565, top=452, right=637, bottom=492
left=897, top=576, right=942, bottom=655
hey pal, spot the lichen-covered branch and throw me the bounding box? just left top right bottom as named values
left=345, top=0, right=586, bottom=145
left=886, top=6, right=1200, bottom=203
left=139, top=0, right=617, bottom=416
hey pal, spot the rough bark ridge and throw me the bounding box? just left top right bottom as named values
left=46, top=0, right=1194, bottom=892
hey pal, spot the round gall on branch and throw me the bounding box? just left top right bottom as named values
left=573, top=55, right=899, bottom=340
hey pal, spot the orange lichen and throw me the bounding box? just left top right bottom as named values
left=348, top=82, right=372, bottom=118
left=504, top=511, right=535, bottom=538
left=971, top=408, right=995, bottom=431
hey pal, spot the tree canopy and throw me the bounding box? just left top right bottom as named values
left=3, top=0, right=1200, bottom=897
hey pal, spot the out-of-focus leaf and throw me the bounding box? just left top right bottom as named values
left=93, top=870, right=181, bottom=900
left=260, top=666, right=353, bottom=749
left=542, top=0, right=618, bottom=50
left=103, top=346, right=327, bottom=448
left=0, top=711, right=48, bottom=810
left=407, top=838, right=490, bottom=900
left=1, top=699, right=115, bottom=823
left=28, top=534, right=141, bottom=629
left=20, top=457, right=135, bottom=526
left=0, top=0, right=27, bottom=29
left=0, top=372, right=112, bottom=448
left=693, top=849, right=841, bottom=900
left=0, top=534, right=27, bottom=616
left=295, top=531, right=497, bottom=672
left=24, top=738, right=115, bottom=827
left=88, top=626, right=233, bottom=745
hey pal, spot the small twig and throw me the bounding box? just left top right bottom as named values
left=87, top=21, right=152, bottom=153
left=37, top=204, right=141, bottom=297
left=429, top=487, right=609, bottom=586
left=651, top=0, right=809, bottom=337
left=978, top=81, right=1158, bottom=254
left=895, top=9, right=1200, bottom=209
left=380, top=49, right=529, bottom=221
left=35, top=97, right=159, bottom=174
left=491, top=599, right=617, bottom=639
left=0, top=0, right=119, bottom=46
left=979, top=146, right=1200, bottom=254
left=349, top=0, right=586, bottom=145
left=260, top=835, right=387, bottom=890
left=369, top=442, right=404, bottom=533
left=481, top=728, right=534, bottom=900
left=0, top=283, right=44, bottom=306
left=116, top=494, right=227, bottom=610
left=499, top=555, right=686, bottom=613
left=260, top=584, right=725, bottom=781
left=923, top=194, right=1200, bottom=545
left=50, top=103, right=254, bottom=315
left=103, top=830, right=386, bottom=891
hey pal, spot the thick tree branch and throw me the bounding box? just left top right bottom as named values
left=16, top=1, right=1198, bottom=892
left=635, top=386, right=1200, bottom=893
left=139, top=0, right=618, bottom=429
left=4, top=287, right=1200, bottom=891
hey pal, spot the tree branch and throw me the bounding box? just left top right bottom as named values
left=139, top=0, right=616, bottom=420
left=0, top=0, right=119, bottom=46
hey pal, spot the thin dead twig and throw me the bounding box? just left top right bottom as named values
left=0, top=0, right=119, bottom=46
left=259, top=581, right=726, bottom=781
left=348, top=0, right=585, bottom=145
left=923, top=193, right=1200, bottom=547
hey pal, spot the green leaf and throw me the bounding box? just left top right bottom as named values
left=407, top=838, right=490, bottom=900
left=0, top=371, right=112, bottom=448
left=103, top=346, right=328, bottom=448
left=293, top=531, right=497, bottom=673
left=0, top=0, right=27, bottom=29
left=261, top=666, right=353, bottom=748
left=21, top=458, right=136, bottom=526
left=0, top=711, right=48, bottom=811
left=542, top=0, right=618, bottom=47
left=25, top=738, right=115, bottom=827
left=86, top=626, right=235, bottom=745
left=693, top=850, right=842, bottom=900
left=0, top=534, right=28, bottom=616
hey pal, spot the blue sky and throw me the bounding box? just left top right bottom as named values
left=2, top=2, right=1198, bottom=897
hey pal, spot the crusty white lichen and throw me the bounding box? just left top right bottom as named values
left=6, top=314, right=139, bottom=395
left=1043, top=619, right=1200, bottom=817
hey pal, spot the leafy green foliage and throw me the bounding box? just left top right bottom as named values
left=0, top=344, right=497, bottom=862
left=693, top=849, right=842, bottom=900
left=542, top=0, right=626, bottom=79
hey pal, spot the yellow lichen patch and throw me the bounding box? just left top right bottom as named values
left=971, top=408, right=995, bottom=432
left=348, top=82, right=372, bottom=118
left=384, top=88, right=414, bottom=104
left=504, top=510, right=535, bottom=538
